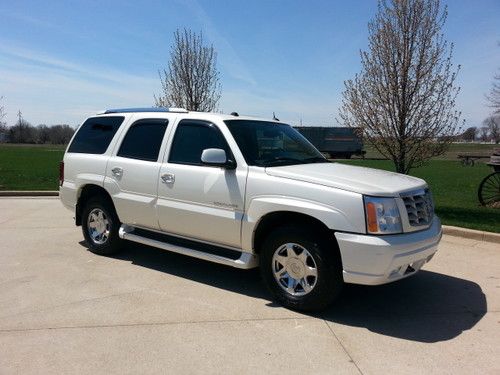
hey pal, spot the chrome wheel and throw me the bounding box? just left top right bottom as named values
left=87, top=208, right=110, bottom=245
left=272, top=243, right=318, bottom=296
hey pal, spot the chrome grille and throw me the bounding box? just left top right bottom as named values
left=402, top=189, right=434, bottom=227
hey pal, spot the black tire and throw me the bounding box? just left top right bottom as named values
left=81, top=197, right=122, bottom=255
left=259, top=225, right=343, bottom=312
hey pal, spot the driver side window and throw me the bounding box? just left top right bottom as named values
left=168, top=120, right=230, bottom=165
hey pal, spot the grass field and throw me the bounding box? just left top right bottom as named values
left=1, top=143, right=498, bottom=232
left=0, top=144, right=65, bottom=190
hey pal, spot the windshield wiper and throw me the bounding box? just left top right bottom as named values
left=263, top=157, right=303, bottom=167
left=264, top=156, right=329, bottom=167
left=302, top=157, right=329, bottom=163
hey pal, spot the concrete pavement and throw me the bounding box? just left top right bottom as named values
left=0, top=198, right=498, bottom=374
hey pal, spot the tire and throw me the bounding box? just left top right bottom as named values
left=81, top=197, right=123, bottom=255
left=259, top=225, right=343, bottom=312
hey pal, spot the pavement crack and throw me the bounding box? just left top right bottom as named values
left=323, top=320, right=364, bottom=375
left=0, top=316, right=313, bottom=334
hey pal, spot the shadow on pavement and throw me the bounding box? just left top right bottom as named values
left=108, top=242, right=487, bottom=343
left=317, top=271, right=487, bottom=343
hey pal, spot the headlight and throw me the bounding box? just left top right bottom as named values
left=364, top=196, right=402, bottom=234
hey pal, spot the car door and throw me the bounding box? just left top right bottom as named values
left=156, top=119, right=246, bottom=248
left=104, top=117, right=171, bottom=229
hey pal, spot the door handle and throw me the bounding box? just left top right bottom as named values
left=161, top=173, right=175, bottom=184
left=111, top=167, right=123, bottom=177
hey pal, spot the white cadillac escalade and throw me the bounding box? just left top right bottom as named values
left=60, top=108, right=442, bottom=311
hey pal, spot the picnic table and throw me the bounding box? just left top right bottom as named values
left=457, top=153, right=490, bottom=166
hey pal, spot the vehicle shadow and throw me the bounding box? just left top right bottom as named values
left=107, top=242, right=487, bottom=344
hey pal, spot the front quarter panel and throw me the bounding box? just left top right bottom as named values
left=241, top=167, right=366, bottom=252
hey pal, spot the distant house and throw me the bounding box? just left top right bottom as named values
left=0, top=132, right=8, bottom=143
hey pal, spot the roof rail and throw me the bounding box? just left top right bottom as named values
left=99, top=107, right=188, bottom=114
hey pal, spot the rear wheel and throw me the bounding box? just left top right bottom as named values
left=259, top=225, right=343, bottom=312
left=81, top=198, right=123, bottom=255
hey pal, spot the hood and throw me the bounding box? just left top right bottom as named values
left=265, top=162, right=427, bottom=196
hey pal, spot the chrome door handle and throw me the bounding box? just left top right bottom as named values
left=111, top=167, right=123, bottom=177
left=161, top=173, right=175, bottom=184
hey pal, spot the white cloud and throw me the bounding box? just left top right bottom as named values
left=0, top=41, right=158, bottom=125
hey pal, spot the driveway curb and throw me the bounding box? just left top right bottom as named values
left=0, top=191, right=59, bottom=196
left=442, top=225, right=500, bottom=244
left=0, top=191, right=498, bottom=243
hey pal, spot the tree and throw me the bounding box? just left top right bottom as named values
left=155, top=28, right=221, bottom=111
left=0, top=96, right=5, bottom=124
left=479, top=126, right=490, bottom=143
left=338, top=0, right=461, bottom=174
left=36, top=124, right=51, bottom=144
left=9, top=111, right=37, bottom=143
left=461, top=126, right=477, bottom=142
left=486, top=42, right=500, bottom=114
left=487, top=72, right=500, bottom=114
left=48, top=124, right=75, bottom=144
left=0, top=96, right=7, bottom=142
left=484, top=116, right=499, bottom=144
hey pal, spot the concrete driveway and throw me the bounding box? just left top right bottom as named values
left=0, top=197, right=498, bottom=374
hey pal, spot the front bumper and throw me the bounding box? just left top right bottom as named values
left=335, top=217, right=442, bottom=285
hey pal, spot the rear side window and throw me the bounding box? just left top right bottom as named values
left=117, top=119, right=168, bottom=162
left=169, top=120, right=230, bottom=165
left=68, top=116, right=124, bottom=154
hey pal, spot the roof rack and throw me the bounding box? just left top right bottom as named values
left=99, top=107, right=188, bottom=114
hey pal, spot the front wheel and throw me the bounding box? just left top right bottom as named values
left=259, top=225, right=343, bottom=312
left=81, top=198, right=123, bottom=255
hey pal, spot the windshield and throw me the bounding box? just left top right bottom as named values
left=224, top=120, right=327, bottom=167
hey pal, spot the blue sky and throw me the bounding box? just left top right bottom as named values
left=0, top=0, right=498, bottom=128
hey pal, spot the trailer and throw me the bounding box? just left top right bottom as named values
left=295, top=126, right=364, bottom=159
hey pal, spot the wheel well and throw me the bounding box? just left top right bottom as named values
left=252, top=211, right=338, bottom=255
left=75, top=185, right=116, bottom=226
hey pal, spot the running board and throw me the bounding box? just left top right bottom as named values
left=118, top=225, right=258, bottom=269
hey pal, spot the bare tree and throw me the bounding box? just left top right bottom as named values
left=48, top=124, right=75, bottom=144
left=479, top=126, right=490, bottom=143
left=339, top=0, right=461, bottom=174
left=461, top=126, right=477, bottom=142
left=486, top=43, right=500, bottom=114
left=155, top=29, right=221, bottom=112
left=0, top=96, right=5, bottom=124
left=9, top=111, right=37, bottom=143
left=36, top=124, right=51, bottom=144
left=484, top=116, right=499, bottom=144
left=0, top=96, right=7, bottom=142
left=487, top=72, right=500, bottom=114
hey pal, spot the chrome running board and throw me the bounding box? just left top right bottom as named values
left=118, top=225, right=258, bottom=269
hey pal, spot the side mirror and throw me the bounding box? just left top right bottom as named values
left=201, top=148, right=236, bottom=169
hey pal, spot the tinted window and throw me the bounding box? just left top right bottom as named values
left=169, top=121, right=230, bottom=165
left=68, top=116, right=124, bottom=154
left=117, top=119, right=168, bottom=162
left=225, top=120, right=325, bottom=167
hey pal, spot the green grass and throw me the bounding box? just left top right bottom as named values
left=340, top=159, right=500, bottom=233
left=0, top=144, right=65, bottom=190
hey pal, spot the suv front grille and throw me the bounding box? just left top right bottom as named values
left=402, top=189, right=434, bottom=227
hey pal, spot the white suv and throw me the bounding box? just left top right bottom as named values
left=60, top=108, right=442, bottom=311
